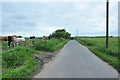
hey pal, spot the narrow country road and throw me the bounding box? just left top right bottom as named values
left=34, top=40, right=118, bottom=78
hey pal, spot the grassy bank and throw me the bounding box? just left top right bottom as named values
left=76, top=38, right=120, bottom=72
left=2, top=46, right=40, bottom=78
left=2, top=38, right=69, bottom=78
left=34, top=38, right=69, bottom=52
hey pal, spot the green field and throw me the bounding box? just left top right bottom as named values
left=2, top=38, right=69, bottom=78
left=76, top=37, right=120, bottom=72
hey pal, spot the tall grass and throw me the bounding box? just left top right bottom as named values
left=2, top=38, right=69, bottom=78
left=76, top=38, right=120, bottom=72
left=76, top=38, right=118, bottom=57
left=34, top=38, right=69, bottom=52
left=2, top=46, right=40, bottom=78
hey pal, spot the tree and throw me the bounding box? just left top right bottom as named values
left=50, top=29, right=71, bottom=39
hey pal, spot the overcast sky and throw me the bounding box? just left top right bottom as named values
left=2, top=1, right=118, bottom=37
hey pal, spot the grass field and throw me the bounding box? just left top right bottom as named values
left=76, top=37, right=120, bottom=72
left=2, top=38, right=69, bottom=78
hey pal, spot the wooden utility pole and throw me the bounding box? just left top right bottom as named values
left=76, top=29, right=78, bottom=38
left=106, top=0, right=109, bottom=48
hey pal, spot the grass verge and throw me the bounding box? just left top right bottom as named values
left=76, top=38, right=120, bottom=72
left=2, top=38, right=69, bottom=78
left=2, top=46, right=40, bottom=78
left=34, top=38, right=69, bottom=52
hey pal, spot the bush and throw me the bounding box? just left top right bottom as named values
left=50, top=29, right=71, bottom=39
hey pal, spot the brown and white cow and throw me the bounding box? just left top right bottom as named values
left=12, top=37, right=26, bottom=47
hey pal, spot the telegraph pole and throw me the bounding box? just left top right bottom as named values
left=106, top=0, right=109, bottom=48
left=76, top=29, right=78, bottom=38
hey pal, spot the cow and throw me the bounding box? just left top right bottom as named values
left=0, top=35, right=18, bottom=41
left=48, top=36, right=51, bottom=40
left=0, top=36, right=8, bottom=47
left=0, top=35, right=21, bottom=48
left=0, top=36, right=8, bottom=41
left=42, top=36, right=51, bottom=40
left=8, top=36, right=13, bottom=48
left=42, top=36, right=49, bottom=43
left=12, top=37, right=26, bottom=47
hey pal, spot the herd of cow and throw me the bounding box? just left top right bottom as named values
left=0, top=35, right=50, bottom=48
left=0, top=35, right=26, bottom=48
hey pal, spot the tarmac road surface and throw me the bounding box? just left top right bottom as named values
left=34, top=40, right=118, bottom=78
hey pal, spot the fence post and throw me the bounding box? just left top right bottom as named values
left=32, top=39, right=34, bottom=46
left=30, top=36, right=35, bottom=47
